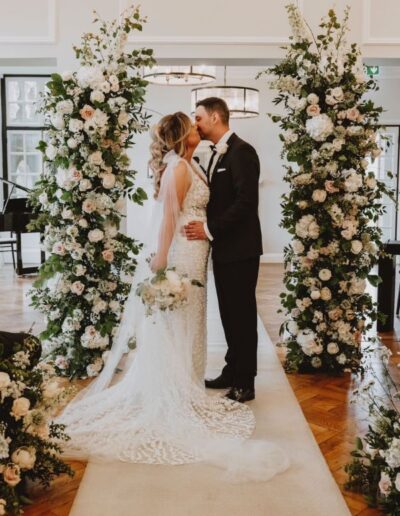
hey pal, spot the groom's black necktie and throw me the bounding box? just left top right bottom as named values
left=206, top=144, right=217, bottom=183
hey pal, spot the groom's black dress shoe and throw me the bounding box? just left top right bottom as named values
left=225, top=388, right=255, bottom=403
left=205, top=374, right=233, bottom=389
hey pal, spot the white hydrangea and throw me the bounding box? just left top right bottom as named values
left=306, top=114, right=334, bottom=142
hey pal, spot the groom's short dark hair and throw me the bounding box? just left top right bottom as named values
left=196, top=97, right=230, bottom=125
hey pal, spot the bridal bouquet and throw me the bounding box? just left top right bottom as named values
left=136, top=267, right=203, bottom=316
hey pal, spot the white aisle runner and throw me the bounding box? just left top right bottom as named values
left=70, top=276, right=350, bottom=516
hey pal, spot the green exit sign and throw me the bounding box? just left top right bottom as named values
left=365, top=65, right=380, bottom=76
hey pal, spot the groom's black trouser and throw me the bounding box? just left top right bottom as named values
left=213, top=256, right=260, bottom=390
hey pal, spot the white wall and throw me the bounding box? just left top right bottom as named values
left=2, top=0, right=400, bottom=264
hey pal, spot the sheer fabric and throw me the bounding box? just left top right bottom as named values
left=56, top=151, right=290, bottom=481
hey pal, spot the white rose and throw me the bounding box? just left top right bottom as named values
left=351, top=240, right=363, bottom=254
left=61, top=71, right=73, bottom=81
left=61, top=207, right=73, bottom=219
left=320, top=287, right=332, bottom=301
left=0, top=499, right=6, bottom=516
left=312, top=189, right=327, bottom=203
left=329, top=87, right=344, bottom=103
left=102, top=173, right=116, bottom=189
left=100, top=81, right=111, bottom=93
left=67, top=137, right=78, bottom=149
left=78, top=218, right=88, bottom=228
left=0, top=372, right=11, bottom=389
left=79, top=178, right=92, bottom=192
left=319, top=269, right=332, bottom=281
left=327, top=342, right=339, bottom=354
left=118, top=111, right=130, bottom=126
left=11, top=447, right=36, bottom=470
left=56, top=99, right=74, bottom=115
left=52, top=242, right=65, bottom=255
left=306, top=114, right=334, bottom=142
left=310, top=290, right=321, bottom=300
left=11, top=397, right=30, bottom=419
left=90, top=90, right=105, bottom=104
left=379, top=472, right=392, bottom=496
left=292, top=240, right=304, bottom=254
left=71, top=281, right=85, bottom=295
left=82, top=199, right=96, bottom=213
left=51, top=112, right=65, bottom=130
left=287, top=321, right=298, bottom=335
left=307, top=93, right=319, bottom=105
left=395, top=472, right=400, bottom=492
left=88, top=229, right=104, bottom=243
left=336, top=353, right=347, bottom=365
left=69, top=118, right=84, bottom=133
left=45, top=144, right=58, bottom=160
left=88, top=151, right=103, bottom=166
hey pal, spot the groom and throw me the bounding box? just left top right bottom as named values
left=185, top=97, right=262, bottom=403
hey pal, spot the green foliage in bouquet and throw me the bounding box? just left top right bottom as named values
left=345, top=345, right=400, bottom=515
left=260, top=4, right=394, bottom=373
left=0, top=333, right=73, bottom=515
left=28, top=6, right=156, bottom=378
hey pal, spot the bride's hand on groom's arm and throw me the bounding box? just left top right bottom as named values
left=183, top=221, right=208, bottom=241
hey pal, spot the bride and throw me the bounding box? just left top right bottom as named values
left=57, top=112, right=289, bottom=480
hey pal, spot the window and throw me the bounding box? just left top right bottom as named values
left=1, top=75, right=49, bottom=200
left=368, top=125, right=400, bottom=241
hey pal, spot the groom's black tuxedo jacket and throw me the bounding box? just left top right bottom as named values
left=207, top=133, right=263, bottom=264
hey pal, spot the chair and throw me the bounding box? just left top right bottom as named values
left=0, top=232, right=17, bottom=269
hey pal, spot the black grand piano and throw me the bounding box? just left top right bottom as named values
left=0, top=178, right=45, bottom=275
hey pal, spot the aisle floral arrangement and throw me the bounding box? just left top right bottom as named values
left=28, top=6, right=155, bottom=378
left=262, top=4, right=393, bottom=373
left=345, top=344, right=400, bottom=514
left=0, top=332, right=72, bottom=515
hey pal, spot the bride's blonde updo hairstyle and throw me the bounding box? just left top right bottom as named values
left=149, top=111, right=192, bottom=198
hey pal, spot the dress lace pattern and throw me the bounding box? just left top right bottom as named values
left=56, top=154, right=289, bottom=480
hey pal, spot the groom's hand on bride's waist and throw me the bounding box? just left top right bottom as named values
left=183, top=221, right=208, bottom=241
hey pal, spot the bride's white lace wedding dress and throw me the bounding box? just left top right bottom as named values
left=57, top=151, right=289, bottom=481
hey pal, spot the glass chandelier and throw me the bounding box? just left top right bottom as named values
left=143, top=65, right=216, bottom=85
left=191, top=67, right=259, bottom=119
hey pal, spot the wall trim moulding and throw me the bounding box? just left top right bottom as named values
left=0, top=0, right=56, bottom=44
left=120, top=0, right=304, bottom=46
left=362, top=0, right=400, bottom=45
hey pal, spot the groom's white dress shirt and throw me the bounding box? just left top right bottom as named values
left=204, top=129, right=233, bottom=241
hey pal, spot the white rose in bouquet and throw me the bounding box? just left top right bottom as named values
left=320, top=287, right=332, bottom=301
left=45, top=144, right=58, bottom=160
left=87, top=357, right=104, bottom=377
left=307, top=93, right=319, bottom=104
left=82, top=199, right=97, bottom=213
left=56, top=99, right=74, bottom=115
left=118, top=111, right=130, bottom=126
left=102, top=173, right=116, bottom=189
left=77, top=66, right=104, bottom=89
left=50, top=113, right=65, bottom=130
left=306, top=114, right=334, bottom=141
left=365, top=176, right=377, bottom=189
left=67, top=137, right=78, bottom=149
left=71, top=281, right=85, bottom=295
left=89, top=150, right=103, bottom=166
left=0, top=372, right=11, bottom=389
left=79, top=178, right=92, bottom=192
left=69, top=118, right=84, bottom=132
left=346, top=107, right=360, bottom=121
left=325, top=86, right=344, bottom=105
left=297, top=329, right=318, bottom=356
left=292, top=239, right=304, bottom=254
left=52, top=242, right=66, bottom=255
left=351, top=240, right=363, bottom=254
left=288, top=96, right=307, bottom=111
left=319, top=269, right=332, bottom=281
left=310, top=290, right=321, bottom=300
left=90, top=90, right=105, bottom=103
left=88, top=229, right=104, bottom=243
left=11, top=397, right=30, bottom=420
left=327, top=342, right=339, bottom=354
left=287, top=320, right=299, bottom=335
left=312, top=189, right=327, bottom=203
left=100, top=81, right=111, bottom=93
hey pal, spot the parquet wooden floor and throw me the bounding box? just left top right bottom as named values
left=1, top=263, right=397, bottom=515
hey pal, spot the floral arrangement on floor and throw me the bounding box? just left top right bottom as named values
left=0, top=332, right=73, bottom=515
left=28, top=6, right=155, bottom=378
left=345, top=344, right=400, bottom=514
left=261, top=4, right=393, bottom=373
